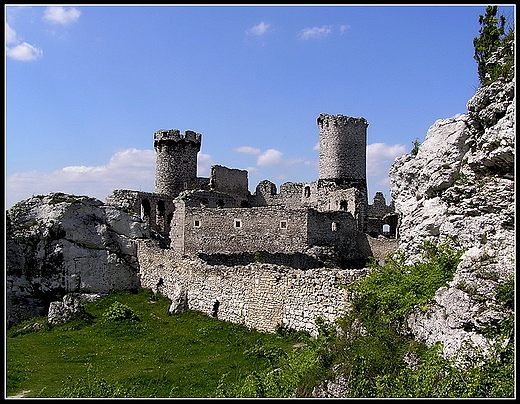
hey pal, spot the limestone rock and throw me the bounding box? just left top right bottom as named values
left=388, top=78, right=515, bottom=358
left=6, top=192, right=150, bottom=328
left=168, top=284, right=188, bottom=314
left=48, top=295, right=87, bottom=325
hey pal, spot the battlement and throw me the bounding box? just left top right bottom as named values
left=317, top=113, right=368, bottom=129
left=153, top=129, right=202, bottom=145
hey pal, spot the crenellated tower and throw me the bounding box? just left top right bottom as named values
left=154, top=129, right=202, bottom=196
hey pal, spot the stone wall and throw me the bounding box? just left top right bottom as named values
left=172, top=206, right=309, bottom=255
left=137, top=240, right=368, bottom=336
left=210, top=165, right=249, bottom=200
left=170, top=205, right=362, bottom=260
left=106, top=189, right=175, bottom=239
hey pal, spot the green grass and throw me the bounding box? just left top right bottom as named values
left=6, top=289, right=304, bottom=398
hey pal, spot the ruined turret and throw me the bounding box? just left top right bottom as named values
left=154, top=129, right=202, bottom=196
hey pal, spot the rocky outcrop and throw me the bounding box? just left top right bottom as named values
left=47, top=295, right=88, bottom=325
left=388, top=78, right=514, bottom=358
left=6, top=192, right=150, bottom=328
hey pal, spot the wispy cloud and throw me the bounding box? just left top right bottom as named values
left=257, top=149, right=284, bottom=167
left=297, top=25, right=333, bottom=40
left=246, top=21, right=271, bottom=36
left=5, top=149, right=214, bottom=209
left=297, top=24, right=350, bottom=40
left=234, top=146, right=262, bottom=155
left=5, top=22, right=43, bottom=61
left=366, top=143, right=407, bottom=177
left=339, top=24, right=351, bottom=34
left=43, top=6, right=81, bottom=25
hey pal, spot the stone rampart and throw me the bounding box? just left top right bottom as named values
left=137, top=240, right=368, bottom=336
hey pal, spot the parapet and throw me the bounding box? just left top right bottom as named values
left=317, top=113, right=368, bottom=129
left=153, top=129, right=202, bottom=145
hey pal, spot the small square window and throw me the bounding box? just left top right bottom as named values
left=234, top=219, right=242, bottom=228
left=194, top=220, right=201, bottom=228
left=280, top=220, right=288, bottom=229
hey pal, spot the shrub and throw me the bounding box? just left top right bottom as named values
left=102, top=301, right=140, bottom=322
left=473, top=6, right=514, bottom=85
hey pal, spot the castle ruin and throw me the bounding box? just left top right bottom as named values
left=106, top=113, right=397, bottom=268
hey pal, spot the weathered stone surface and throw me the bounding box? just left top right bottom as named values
left=138, top=239, right=367, bottom=337
left=389, top=78, right=515, bottom=358
left=48, top=295, right=87, bottom=325
left=6, top=193, right=150, bottom=328
left=168, top=284, right=188, bottom=314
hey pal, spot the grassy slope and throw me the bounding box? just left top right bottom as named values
left=6, top=289, right=300, bottom=398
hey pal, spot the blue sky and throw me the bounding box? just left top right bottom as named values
left=5, top=4, right=515, bottom=209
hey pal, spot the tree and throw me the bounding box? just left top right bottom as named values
left=473, top=6, right=513, bottom=85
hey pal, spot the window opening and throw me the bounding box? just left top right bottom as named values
left=234, top=219, right=242, bottom=228
left=280, top=220, right=288, bottom=229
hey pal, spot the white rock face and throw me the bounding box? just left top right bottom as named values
left=6, top=193, right=150, bottom=327
left=389, top=79, right=515, bottom=358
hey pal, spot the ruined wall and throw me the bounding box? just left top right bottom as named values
left=171, top=206, right=309, bottom=255
left=106, top=189, right=175, bottom=238
left=137, top=240, right=368, bottom=336
left=210, top=165, right=250, bottom=200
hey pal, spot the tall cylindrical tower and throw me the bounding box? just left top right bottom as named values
left=154, top=129, right=201, bottom=196
left=317, top=113, right=368, bottom=187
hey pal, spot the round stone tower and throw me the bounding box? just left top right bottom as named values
left=317, top=113, right=369, bottom=230
left=317, top=113, right=368, bottom=186
left=154, top=129, right=201, bottom=196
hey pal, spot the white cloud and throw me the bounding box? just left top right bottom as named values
left=197, top=152, right=215, bottom=176
left=339, top=24, right=351, bottom=34
left=298, top=25, right=333, bottom=40
left=366, top=142, right=407, bottom=176
left=6, top=149, right=156, bottom=209
left=43, top=6, right=81, bottom=25
left=246, top=21, right=270, bottom=36
left=5, top=22, right=18, bottom=45
left=257, top=149, right=284, bottom=167
left=234, top=146, right=261, bottom=155
left=6, top=42, right=43, bottom=61
left=5, top=22, right=43, bottom=61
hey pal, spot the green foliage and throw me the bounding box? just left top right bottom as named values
left=324, top=238, right=514, bottom=398
left=244, top=343, right=287, bottom=365
left=411, top=138, right=421, bottom=156
left=56, top=364, right=136, bottom=398
left=275, top=323, right=310, bottom=340
left=349, top=237, right=462, bottom=329
left=217, top=334, right=324, bottom=398
left=102, top=301, right=140, bottom=322
left=473, top=6, right=514, bottom=85
left=6, top=289, right=299, bottom=398
left=254, top=251, right=264, bottom=263
left=494, top=275, right=514, bottom=310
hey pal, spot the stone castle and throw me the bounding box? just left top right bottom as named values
left=106, top=113, right=397, bottom=267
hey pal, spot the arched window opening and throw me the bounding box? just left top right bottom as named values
left=383, top=224, right=390, bottom=233
left=339, top=201, right=348, bottom=211
left=304, top=186, right=311, bottom=198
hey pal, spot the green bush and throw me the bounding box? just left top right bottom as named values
left=102, top=301, right=140, bottom=322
